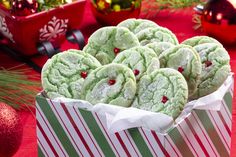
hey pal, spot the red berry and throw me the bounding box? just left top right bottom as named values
left=80, top=71, right=87, bottom=79
left=108, top=79, right=116, bottom=85
left=161, top=96, right=169, bottom=104
left=134, top=69, right=140, bottom=76
left=114, top=48, right=120, bottom=55
left=205, top=60, right=212, bottom=67
left=178, top=67, right=184, bottom=73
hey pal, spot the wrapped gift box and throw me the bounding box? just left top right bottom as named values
left=36, top=75, right=234, bottom=157
left=0, top=0, right=86, bottom=56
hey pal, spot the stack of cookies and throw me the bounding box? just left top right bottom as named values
left=41, top=19, right=231, bottom=119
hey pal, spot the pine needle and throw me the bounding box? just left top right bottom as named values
left=0, top=65, right=41, bottom=110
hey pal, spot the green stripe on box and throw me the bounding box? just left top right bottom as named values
left=36, top=96, right=79, bottom=157
left=195, top=110, right=229, bottom=157
left=38, top=145, right=45, bottom=157
left=128, top=128, right=153, bottom=157
left=223, top=92, right=232, bottom=113
left=78, top=109, right=116, bottom=157
left=168, top=127, right=194, bottom=156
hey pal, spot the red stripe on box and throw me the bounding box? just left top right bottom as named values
left=217, top=111, right=231, bottom=136
left=165, top=137, right=180, bottom=157
left=185, top=118, right=210, bottom=157
left=95, top=113, right=121, bottom=157
left=192, top=113, right=218, bottom=157
left=37, top=106, right=67, bottom=157
left=38, top=137, right=50, bottom=157
left=37, top=120, right=59, bottom=157
left=115, top=133, right=132, bottom=157
left=151, top=130, right=170, bottom=157
left=140, top=128, right=158, bottom=157
left=124, top=131, right=140, bottom=157
left=50, top=100, right=84, bottom=157
left=73, top=107, right=103, bottom=157
left=61, top=103, right=94, bottom=157
left=222, top=101, right=231, bottom=120
left=178, top=125, right=199, bottom=157
left=208, top=111, right=230, bottom=150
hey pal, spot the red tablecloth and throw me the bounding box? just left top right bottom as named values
left=0, top=2, right=236, bottom=157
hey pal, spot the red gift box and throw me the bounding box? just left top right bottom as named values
left=0, top=0, right=86, bottom=56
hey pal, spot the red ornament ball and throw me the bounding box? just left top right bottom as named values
left=201, top=0, right=236, bottom=44
left=11, top=0, right=38, bottom=16
left=0, top=102, right=23, bottom=157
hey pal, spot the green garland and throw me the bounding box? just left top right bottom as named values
left=0, top=65, right=40, bottom=110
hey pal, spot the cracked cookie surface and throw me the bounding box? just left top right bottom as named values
left=41, top=49, right=101, bottom=99
left=182, top=36, right=222, bottom=47
left=146, top=42, right=174, bottom=57
left=132, top=68, right=188, bottom=118
left=136, top=27, right=178, bottom=46
left=113, top=46, right=160, bottom=81
left=159, top=44, right=202, bottom=97
left=83, top=26, right=140, bottom=65
left=117, top=18, right=159, bottom=34
left=81, top=63, right=136, bottom=107
left=190, top=43, right=230, bottom=99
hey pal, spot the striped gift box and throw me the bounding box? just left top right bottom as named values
left=36, top=78, right=233, bottom=157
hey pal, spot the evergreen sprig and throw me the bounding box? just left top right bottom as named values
left=0, top=65, right=41, bottom=110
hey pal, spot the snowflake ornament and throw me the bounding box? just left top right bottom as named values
left=39, top=16, right=69, bottom=42
left=0, top=16, right=15, bottom=43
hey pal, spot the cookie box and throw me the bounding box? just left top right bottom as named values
left=0, top=0, right=86, bottom=56
left=36, top=75, right=234, bottom=157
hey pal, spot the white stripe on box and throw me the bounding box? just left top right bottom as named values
left=73, top=107, right=105, bottom=157
left=67, top=106, right=103, bottom=157
left=48, top=100, right=84, bottom=157
left=37, top=106, right=68, bottom=157
left=222, top=100, right=232, bottom=121
left=124, top=130, right=143, bottom=157
left=221, top=101, right=232, bottom=129
left=37, top=127, right=56, bottom=157
left=38, top=138, right=49, bottom=157
left=165, top=135, right=183, bottom=157
left=93, top=112, right=121, bottom=157
left=192, top=112, right=220, bottom=157
left=118, top=131, right=141, bottom=157
left=141, top=128, right=165, bottom=157
left=208, top=110, right=230, bottom=152
left=188, top=113, right=219, bottom=157
left=53, top=103, right=92, bottom=157
left=139, top=128, right=160, bottom=157
left=177, top=123, right=200, bottom=157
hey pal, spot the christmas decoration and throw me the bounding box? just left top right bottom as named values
left=200, top=0, right=236, bottom=44
left=141, top=0, right=203, bottom=18
left=11, top=0, right=39, bottom=16
left=90, top=0, right=142, bottom=25
left=0, top=0, right=11, bottom=9
left=0, top=65, right=40, bottom=109
left=0, top=102, right=23, bottom=157
left=37, top=0, right=67, bottom=11
left=0, top=16, right=14, bottom=43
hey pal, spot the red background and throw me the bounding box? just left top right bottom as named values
left=0, top=1, right=235, bottom=156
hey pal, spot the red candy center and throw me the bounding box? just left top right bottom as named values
left=161, top=96, right=169, bottom=104
left=114, top=48, right=120, bottom=55
left=178, top=67, right=184, bottom=73
left=134, top=69, right=140, bottom=76
left=108, top=79, right=116, bottom=85
left=205, top=60, right=212, bottom=67
left=80, top=71, right=87, bottom=79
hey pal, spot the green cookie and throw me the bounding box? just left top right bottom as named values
left=182, top=36, right=223, bottom=47
left=41, top=49, right=101, bottom=99
left=190, top=43, right=231, bottom=99
left=159, top=44, right=202, bottom=97
left=83, top=26, right=140, bottom=65
left=136, top=27, right=179, bottom=46
left=132, top=68, right=188, bottom=119
left=113, top=46, right=160, bottom=80
left=146, top=42, right=174, bottom=57
left=81, top=63, right=136, bottom=107
left=117, top=18, right=159, bottom=34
